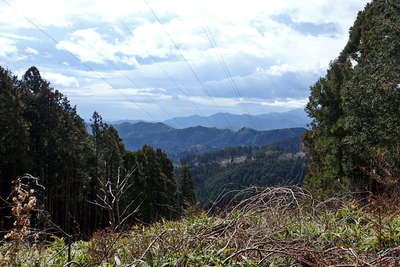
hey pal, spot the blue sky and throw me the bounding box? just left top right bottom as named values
left=0, top=0, right=370, bottom=121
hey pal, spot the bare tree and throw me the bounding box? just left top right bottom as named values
left=89, top=168, right=140, bottom=231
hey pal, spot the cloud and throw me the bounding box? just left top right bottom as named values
left=0, top=33, right=35, bottom=41
left=44, top=0, right=368, bottom=72
left=257, top=63, right=321, bottom=77
left=56, top=28, right=139, bottom=66
left=1, top=0, right=371, bottom=120
left=259, top=98, right=308, bottom=108
left=62, top=80, right=171, bottom=102
left=24, top=47, right=38, bottom=55
left=0, top=37, right=18, bottom=57
left=1, top=0, right=369, bottom=37
left=173, top=95, right=307, bottom=110
left=42, top=72, right=79, bottom=87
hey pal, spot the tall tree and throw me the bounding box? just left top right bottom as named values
left=20, top=66, right=92, bottom=235
left=0, top=67, right=30, bottom=230
left=179, top=165, right=196, bottom=207
left=123, top=146, right=182, bottom=223
left=304, top=0, right=400, bottom=196
left=0, top=65, right=188, bottom=235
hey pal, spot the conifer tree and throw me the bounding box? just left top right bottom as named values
left=0, top=67, right=30, bottom=230
left=21, top=66, right=91, bottom=235
left=180, top=166, right=196, bottom=206
left=304, top=0, right=400, bottom=196
left=0, top=65, right=187, bottom=234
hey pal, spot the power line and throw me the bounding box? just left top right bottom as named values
left=79, top=52, right=182, bottom=127
left=1, top=0, right=156, bottom=122
left=143, top=0, right=234, bottom=130
left=118, top=20, right=208, bottom=120
left=203, top=26, right=242, bottom=99
left=201, top=24, right=260, bottom=130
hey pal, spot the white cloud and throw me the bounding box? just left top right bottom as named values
left=258, top=98, right=308, bottom=108
left=56, top=28, right=139, bottom=66
left=1, top=0, right=371, bottom=120
left=1, top=0, right=370, bottom=31
left=258, top=63, right=322, bottom=76
left=184, top=95, right=307, bottom=109
left=0, top=33, right=35, bottom=41
left=24, top=47, right=38, bottom=55
left=42, top=72, right=79, bottom=87
left=63, top=81, right=171, bottom=101
left=48, top=0, right=364, bottom=76
left=0, top=37, right=17, bottom=57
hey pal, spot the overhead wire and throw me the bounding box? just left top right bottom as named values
left=202, top=26, right=241, bottom=99
left=80, top=60, right=183, bottom=127
left=118, top=20, right=211, bottom=124
left=201, top=24, right=260, bottom=130
left=1, top=0, right=156, bottom=122
left=3, top=0, right=265, bottom=131
left=203, top=25, right=306, bottom=133
left=143, top=0, right=234, bottom=130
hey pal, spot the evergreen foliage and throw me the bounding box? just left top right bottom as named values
left=123, top=145, right=182, bottom=223
left=0, top=68, right=30, bottom=230
left=179, top=165, right=197, bottom=207
left=304, top=0, right=400, bottom=197
left=181, top=139, right=305, bottom=207
left=0, top=66, right=187, bottom=237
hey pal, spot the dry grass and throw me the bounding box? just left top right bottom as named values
left=2, top=186, right=400, bottom=266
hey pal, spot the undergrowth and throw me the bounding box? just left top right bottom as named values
left=2, top=186, right=400, bottom=266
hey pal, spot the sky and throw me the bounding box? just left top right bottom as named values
left=0, top=0, right=370, bottom=121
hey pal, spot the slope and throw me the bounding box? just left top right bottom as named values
left=180, top=136, right=306, bottom=207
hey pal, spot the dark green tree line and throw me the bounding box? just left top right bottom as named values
left=304, top=0, right=400, bottom=197
left=0, top=66, right=195, bottom=237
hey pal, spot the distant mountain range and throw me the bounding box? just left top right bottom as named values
left=114, top=121, right=306, bottom=160
left=111, top=109, right=311, bottom=131
left=164, top=109, right=311, bottom=131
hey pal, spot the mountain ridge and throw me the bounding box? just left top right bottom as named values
left=114, top=121, right=306, bottom=160
left=109, top=109, right=311, bottom=131
left=163, top=109, right=310, bottom=130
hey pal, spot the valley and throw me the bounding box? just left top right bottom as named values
left=114, top=121, right=306, bottom=160
left=2, top=0, right=400, bottom=265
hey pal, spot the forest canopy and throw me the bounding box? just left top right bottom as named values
left=0, top=66, right=195, bottom=238
left=303, top=0, right=400, bottom=197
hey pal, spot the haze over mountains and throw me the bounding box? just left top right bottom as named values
left=112, top=109, right=311, bottom=131
left=164, top=109, right=310, bottom=130
left=114, top=121, right=306, bottom=160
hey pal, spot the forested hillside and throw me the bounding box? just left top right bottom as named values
left=114, top=121, right=306, bottom=160
left=0, top=66, right=195, bottom=237
left=180, top=136, right=305, bottom=207
left=5, top=1, right=400, bottom=265
left=0, top=65, right=306, bottom=239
